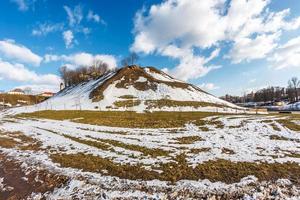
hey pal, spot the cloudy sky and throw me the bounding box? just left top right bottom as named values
left=0, top=0, right=300, bottom=96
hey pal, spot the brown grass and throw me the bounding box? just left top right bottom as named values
left=262, top=120, right=281, bottom=131
left=90, top=65, right=212, bottom=102
left=95, top=138, right=169, bottom=157
left=62, top=135, right=112, bottom=151
left=222, top=148, right=235, bottom=155
left=285, top=152, right=300, bottom=158
left=114, top=100, right=141, bottom=108
left=189, top=148, right=211, bottom=154
left=0, top=131, right=41, bottom=150
left=77, top=127, right=128, bottom=135
left=17, top=110, right=228, bottom=128
left=0, top=93, right=47, bottom=106
left=90, top=66, right=157, bottom=101
left=193, top=119, right=224, bottom=129
left=175, top=136, right=204, bottom=144
left=0, top=137, right=18, bottom=148
left=198, top=126, right=210, bottom=131
left=119, top=95, right=137, bottom=99
left=145, top=99, right=230, bottom=109
left=50, top=153, right=300, bottom=184
left=269, top=135, right=290, bottom=141
left=277, top=119, right=300, bottom=131
left=270, top=123, right=281, bottom=131
left=51, top=153, right=159, bottom=180
left=0, top=153, right=68, bottom=200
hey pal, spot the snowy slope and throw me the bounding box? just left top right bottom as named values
left=6, top=66, right=245, bottom=114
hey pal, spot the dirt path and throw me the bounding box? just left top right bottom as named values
left=0, top=152, right=68, bottom=200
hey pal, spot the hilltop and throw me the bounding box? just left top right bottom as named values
left=8, top=65, right=244, bottom=114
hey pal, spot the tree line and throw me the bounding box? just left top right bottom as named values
left=222, top=77, right=300, bottom=104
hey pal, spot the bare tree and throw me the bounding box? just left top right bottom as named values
left=121, top=53, right=139, bottom=67
left=59, top=61, right=111, bottom=87
left=59, top=66, right=68, bottom=86
left=129, top=52, right=139, bottom=65
left=24, top=87, right=32, bottom=95
left=288, top=77, right=300, bottom=102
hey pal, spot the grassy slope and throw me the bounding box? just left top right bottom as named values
left=0, top=94, right=47, bottom=106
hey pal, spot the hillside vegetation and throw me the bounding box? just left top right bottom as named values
left=0, top=94, right=48, bottom=106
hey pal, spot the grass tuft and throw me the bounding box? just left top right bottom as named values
left=175, top=136, right=204, bottom=144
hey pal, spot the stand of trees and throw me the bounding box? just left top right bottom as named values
left=59, top=53, right=141, bottom=88
left=222, top=77, right=300, bottom=104
left=253, top=87, right=286, bottom=102
left=59, top=61, right=110, bottom=87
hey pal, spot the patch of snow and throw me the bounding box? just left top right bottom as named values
left=136, top=76, right=148, bottom=82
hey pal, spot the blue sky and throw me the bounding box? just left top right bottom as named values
left=0, top=0, right=300, bottom=96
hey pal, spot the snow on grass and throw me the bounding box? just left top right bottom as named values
left=2, top=114, right=300, bottom=166
left=1, top=113, right=300, bottom=198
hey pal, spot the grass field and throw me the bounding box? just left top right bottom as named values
left=2, top=110, right=300, bottom=198
left=17, top=110, right=234, bottom=128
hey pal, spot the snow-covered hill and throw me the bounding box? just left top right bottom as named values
left=7, top=66, right=245, bottom=114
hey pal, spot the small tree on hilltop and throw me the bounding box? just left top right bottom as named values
left=121, top=53, right=139, bottom=67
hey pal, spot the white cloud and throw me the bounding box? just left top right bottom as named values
left=249, top=78, right=257, bottom=83
left=227, top=32, right=280, bottom=63
left=131, top=0, right=226, bottom=53
left=87, top=10, right=103, bottom=23
left=82, top=27, right=91, bottom=35
left=32, top=22, right=64, bottom=36
left=198, top=83, right=219, bottom=91
left=10, top=0, right=34, bottom=11
left=161, top=46, right=221, bottom=81
left=0, top=60, right=61, bottom=86
left=64, top=5, right=83, bottom=27
left=0, top=39, right=42, bottom=66
left=62, top=30, right=74, bottom=48
left=44, top=52, right=117, bottom=70
left=131, top=0, right=300, bottom=80
left=269, top=36, right=300, bottom=69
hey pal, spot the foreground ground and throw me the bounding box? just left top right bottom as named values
left=1, top=111, right=300, bottom=199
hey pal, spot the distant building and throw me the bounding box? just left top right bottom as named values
left=8, top=88, right=25, bottom=95
left=40, top=92, right=55, bottom=97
